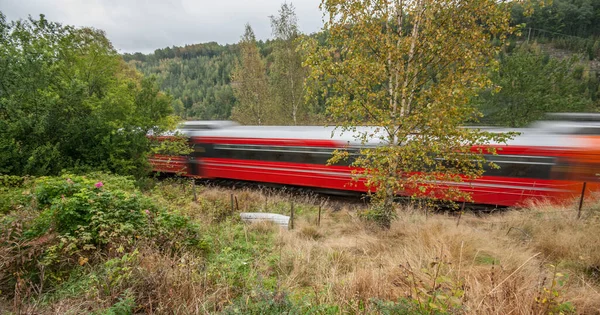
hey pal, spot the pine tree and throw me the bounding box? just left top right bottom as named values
left=230, top=24, right=273, bottom=125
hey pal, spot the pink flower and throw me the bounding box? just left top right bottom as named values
left=66, top=178, right=74, bottom=185
left=94, top=181, right=104, bottom=188
left=145, top=209, right=150, bottom=216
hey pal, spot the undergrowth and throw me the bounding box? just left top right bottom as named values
left=1, top=175, right=600, bottom=313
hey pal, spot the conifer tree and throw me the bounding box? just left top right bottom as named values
left=231, top=24, right=272, bottom=125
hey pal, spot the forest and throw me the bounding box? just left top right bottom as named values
left=124, top=0, right=600, bottom=127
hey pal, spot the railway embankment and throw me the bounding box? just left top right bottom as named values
left=1, top=173, right=600, bottom=314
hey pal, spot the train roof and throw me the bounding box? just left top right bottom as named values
left=175, top=123, right=572, bottom=148
left=174, top=113, right=600, bottom=148
left=181, top=125, right=382, bottom=146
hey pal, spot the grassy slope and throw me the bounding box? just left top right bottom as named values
left=2, top=175, right=600, bottom=314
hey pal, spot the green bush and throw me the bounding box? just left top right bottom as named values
left=52, top=188, right=152, bottom=245
left=0, top=175, right=28, bottom=187
left=0, top=14, right=175, bottom=178
left=34, top=173, right=139, bottom=207
left=29, top=174, right=203, bottom=250
left=0, top=187, right=33, bottom=214
left=0, top=175, right=34, bottom=214
left=35, top=175, right=96, bottom=207
left=1, top=174, right=206, bottom=303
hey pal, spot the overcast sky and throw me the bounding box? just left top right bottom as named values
left=1, top=0, right=324, bottom=54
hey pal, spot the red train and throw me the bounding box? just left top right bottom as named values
left=150, top=114, right=600, bottom=207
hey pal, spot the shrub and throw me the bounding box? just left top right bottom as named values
left=0, top=175, right=34, bottom=214
left=51, top=188, right=152, bottom=246
left=0, top=174, right=205, bottom=304
left=34, top=175, right=96, bottom=207
left=29, top=175, right=156, bottom=248
left=0, top=186, right=33, bottom=214
left=30, top=174, right=202, bottom=251
left=0, top=175, right=28, bottom=187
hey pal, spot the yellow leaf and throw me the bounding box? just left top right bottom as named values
left=78, top=256, right=88, bottom=266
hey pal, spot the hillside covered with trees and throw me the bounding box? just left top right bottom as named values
left=124, top=0, right=600, bottom=127
left=123, top=3, right=324, bottom=125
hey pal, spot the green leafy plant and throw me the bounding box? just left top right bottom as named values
left=150, top=132, right=193, bottom=156
left=0, top=173, right=205, bottom=307
left=34, top=175, right=96, bottom=207
left=399, top=259, right=465, bottom=314
left=535, top=265, right=576, bottom=314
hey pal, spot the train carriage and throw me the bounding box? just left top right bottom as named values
left=150, top=114, right=600, bottom=207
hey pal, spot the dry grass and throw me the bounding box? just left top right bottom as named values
left=12, top=180, right=600, bottom=314
left=271, top=199, right=600, bottom=314
left=182, top=184, right=600, bottom=313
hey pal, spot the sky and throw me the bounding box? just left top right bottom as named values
left=1, top=0, right=324, bottom=54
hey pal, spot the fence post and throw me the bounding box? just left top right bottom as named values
left=235, top=196, right=239, bottom=211
left=230, top=193, right=234, bottom=213
left=192, top=179, right=197, bottom=202
left=456, top=202, right=465, bottom=227
left=577, top=182, right=587, bottom=220
left=317, top=205, right=322, bottom=227
left=290, top=201, right=295, bottom=230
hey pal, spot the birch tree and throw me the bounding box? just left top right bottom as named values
left=269, top=2, right=308, bottom=125
left=303, top=0, right=517, bottom=227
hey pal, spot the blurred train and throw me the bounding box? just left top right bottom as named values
left=150, top=113, right=600, bottom=207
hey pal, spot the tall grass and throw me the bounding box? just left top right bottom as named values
left=2, top=176, right=600, bottom=313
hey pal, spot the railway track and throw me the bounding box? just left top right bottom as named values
left=155, top=174, right=505, bottom=213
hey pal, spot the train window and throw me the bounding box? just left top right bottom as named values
left=572, top=127, right=600, bottom=135
left=205, top=144, right=555, bottom=179
left=550, top=159, right=600, bottom=182
left=208, top=144, right=354, bottom=165
left=431, top=155, right=556, bottom=179
left=483, top=155, right=555, bottom=179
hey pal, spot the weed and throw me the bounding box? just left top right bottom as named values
left=475, top=252, right=500, bottom=265
left=298, top=225, right=323, bottom=240
left=399, top=259, right=465, bottom=314
left=534, top=265, right=576, bottom=314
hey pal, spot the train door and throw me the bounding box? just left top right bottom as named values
left=187, top=141, right=204, bottom=177
left=187, top=140, right=216, bottom=178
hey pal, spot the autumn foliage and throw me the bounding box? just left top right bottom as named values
left=304, top=0, right=518, bottom=226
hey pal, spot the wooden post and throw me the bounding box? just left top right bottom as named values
left=577, top=182, right=587, bottom=220
left=192, top=179, right=197, bottom=202
left=317, top=205, right=322, bottom=227
left=235, top=196, right=239, bottom=211
left=230, top=193, right=234, bottom=213
left=290, top=201, right=295, bottom=230
left=456, top=202, right=465, bottom=227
